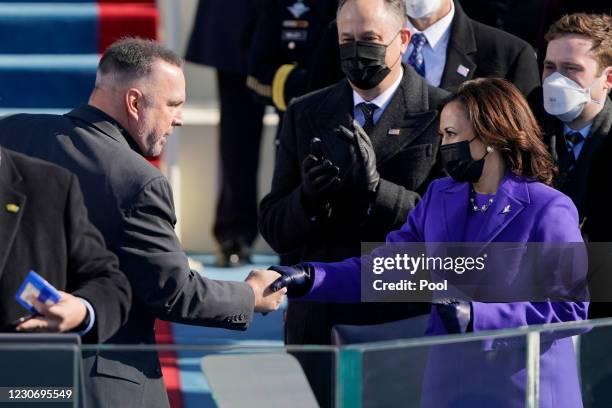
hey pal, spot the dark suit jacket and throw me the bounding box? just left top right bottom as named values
left=307, top=0, right=540, bottom=97
left=0, top=148, right=130, bottom=343
left=259, top=66, right=448, bottom=344
left=185, top=0, right=261, bottom=73
left=540, top=100, right=612, bottom=318
left=543, top=100, right=612, bottom=225
left=0, top=106, right=256, bottom=408
left=584, top=100, right=612, bottom=242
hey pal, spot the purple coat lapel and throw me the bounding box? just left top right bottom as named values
left=441, top=173, right=529, bottom=243
left=474, top=174, right=529, bottom=243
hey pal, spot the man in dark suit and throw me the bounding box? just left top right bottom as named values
left=308, top=0, right=540, bottom=97
left=538, top=13, right=611, bottom=235
left=0, top=147, right=131, bottom=341
left=186, top=0, right=265, bottom=266
left=537, top=13, right=612, bottom=310
left=0, top=38, right=285, bottom=408
left=538, top=15, right=612, bottom=407
left=260, top=0, right=447, bottom=346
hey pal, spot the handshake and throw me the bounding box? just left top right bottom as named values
left=244, top=265, right=313, bottom=313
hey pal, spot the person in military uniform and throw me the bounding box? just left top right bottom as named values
left=247, top=0, right=338, bottom=114
left=186, top=0, right=266, bottom=266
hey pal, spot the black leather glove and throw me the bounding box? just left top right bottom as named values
left=301, top=138, right=341, bottom=211
left=432, top=298, right=472, bottom=334
left=336, top=120, right=380, bottom=194
left=269, top=264, right=314, bottom=297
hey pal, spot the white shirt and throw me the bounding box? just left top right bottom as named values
left=404, top=1, right=455, bottom=87
left=352, top=68, right=404, bottom=127
left=563, top=123, right=593, bottom=160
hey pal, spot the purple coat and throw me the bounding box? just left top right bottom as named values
left=301, top=173, right=587, bottom=407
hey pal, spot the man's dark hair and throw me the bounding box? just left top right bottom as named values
left=98, top=37, right=184, bottom=80
left=337, top=0, right=407, bottom=28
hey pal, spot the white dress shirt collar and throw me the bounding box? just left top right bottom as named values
left=406, top=0, right=455, bottom=51
left=563, top=122, right=593, bottom=139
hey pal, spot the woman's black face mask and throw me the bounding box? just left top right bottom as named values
left=440, top=136, right=489, bottom=183
left=339, top=31, right=401, bottom=90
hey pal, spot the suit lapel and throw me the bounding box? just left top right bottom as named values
left=477, top=174, right=528, bottom=244
left=0, top=150, right=27, bottom=278
left=370, top=67, right=439, bottom=166
left=440, top=1, right=477, bottom=92
left=577, top=99, right=612, bottom=171
left=307, top=80, right=354, bottom=168
left=440, top=174, right=529, bottom=243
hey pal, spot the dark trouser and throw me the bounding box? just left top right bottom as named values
left=213, top=70, right=265, bottom=246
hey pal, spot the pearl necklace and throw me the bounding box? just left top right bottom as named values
left=469, top=188, right=494, bottom=212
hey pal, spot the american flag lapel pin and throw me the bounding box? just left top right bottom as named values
left=457, top=64, right=470, bottom=77
left=388, top=128, right=401, bottom=136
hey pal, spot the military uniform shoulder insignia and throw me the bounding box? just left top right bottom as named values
left=287, top=0, right=310, bottom=19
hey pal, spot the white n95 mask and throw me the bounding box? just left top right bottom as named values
left=543, top=72, right=603, bottom=123
left=405, top=0, right=443, bottom=18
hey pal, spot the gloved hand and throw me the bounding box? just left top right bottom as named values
left=301, top=138, right=341, bottom=211
left=268, top=264, right=313, bottom=297
left=432, top=298, right=472, bottom=334
left=336, top=120, right=380, bottom=194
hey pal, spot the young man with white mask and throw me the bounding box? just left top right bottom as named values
left=539, top=13, right=612, bottom=245
left=308, top=0, right=541, bottom=97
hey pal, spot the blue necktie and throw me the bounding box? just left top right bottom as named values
left=407, top=33, right=427, bottom=77
left=565, top=131, right=585, bottom=149
left=565, top=131, right=585, bottom=162
left=357, top=102, right=378, bottom=134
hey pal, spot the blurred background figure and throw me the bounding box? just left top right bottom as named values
left=186, top=0, right=266, bottom=267
left=246, top=0, right=338, bottom=119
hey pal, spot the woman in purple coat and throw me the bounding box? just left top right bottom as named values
left=265, top=78, right=588, bottom=407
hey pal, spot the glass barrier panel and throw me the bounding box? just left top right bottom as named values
left=0, top=337, right=80, bottom=408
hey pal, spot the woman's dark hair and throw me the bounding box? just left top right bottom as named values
left=445, top=78, right=556, bottom=185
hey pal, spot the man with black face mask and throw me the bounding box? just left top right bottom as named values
left=259, top=0, right=449, bottom=350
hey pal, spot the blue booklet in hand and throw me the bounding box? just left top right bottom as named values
left=15, top=270, right=61, bottom=314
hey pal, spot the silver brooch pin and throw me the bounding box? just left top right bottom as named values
left=502, top=205, right=511, bottom=214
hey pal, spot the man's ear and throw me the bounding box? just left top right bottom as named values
left=603, top=66, right=612, bottom=91
left=125, top=88, right=144, bottom=121
left=399, top=28, right=411, bottom=54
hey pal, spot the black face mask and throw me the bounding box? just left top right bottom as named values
left=339, top=32, right=401, bottom=90
left=440, top=137, right=489, bottom=183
